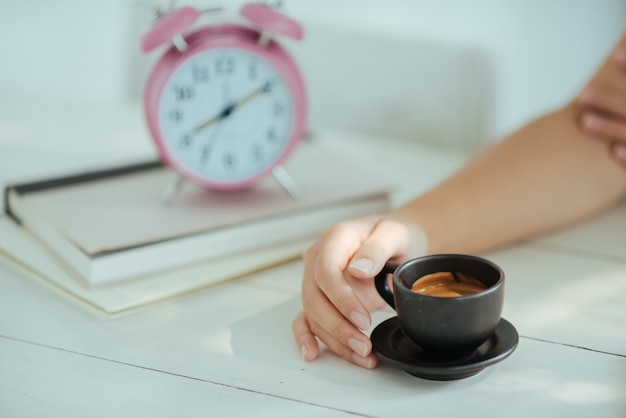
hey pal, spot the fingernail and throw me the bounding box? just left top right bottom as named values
left=350, top=310, right=371, bottom=331
left=300, top=344, right=309, bottom=360
left=349, top=258, right=374, bottom=274
left=615, top=50, right=626, bottom=66
left=579, top=90, right=595, bottom=104
left=614, top=144, right=626, bottom=162
left=348, top=337, right=369, bottom=357
left=351, top=352, right=376, bottom=369
left=583, top=114, right=603, bottom=131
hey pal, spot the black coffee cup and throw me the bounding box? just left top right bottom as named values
left=374, top=254, right=504, bottom=357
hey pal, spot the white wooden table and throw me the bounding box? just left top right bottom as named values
left=0, top=98, right=624, bottom=417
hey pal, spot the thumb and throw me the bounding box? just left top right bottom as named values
left=347, top=219, right=426, bottom=278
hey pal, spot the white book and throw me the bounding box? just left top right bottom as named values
left=0, top=215, right=312, bottom=317
left=4, top=139, right=392, bottom=287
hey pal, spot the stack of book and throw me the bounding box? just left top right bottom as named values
left=1, top=139, right=393, bottom=316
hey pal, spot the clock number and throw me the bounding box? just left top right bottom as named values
left=261, top=81, right=272, bottom=94
left=252, top=144, right=263, bottom=161
left=266, top=127, right=276, bottom=142
left=273, top=102, right=284, bottom=117
left=248, top=61, right=258, bottom=80
left=200, top=146, right=210, bottom=164
left=180, top=134, right=192, bottom=148
left=223, top=153, right=235, bottom=168
left=174, top=85, right=194, bottom=101
left=169, top=109, right=183, bottom=122
left=192, top=65, right=209, bottom=82
left=215, top=56, right=235, bottom=75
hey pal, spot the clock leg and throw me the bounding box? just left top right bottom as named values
left=161, top=174, right=185, bottom=206
left=258, top=31, right=272, bottom=48
left=171, top=34, right=189, bottom=52
left=272, top=165, right=302, bottom=199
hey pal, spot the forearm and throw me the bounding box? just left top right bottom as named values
left=394, top=104, right=626, bottom=255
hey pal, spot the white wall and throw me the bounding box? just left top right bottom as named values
left=0, top=0, right=132, bottom=105
left=0, top=0, right=624, bottom=146
left=284, top=0, right=626, bottom=138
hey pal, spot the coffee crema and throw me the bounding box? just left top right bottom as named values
left=410, top=271, right=487, bottom=297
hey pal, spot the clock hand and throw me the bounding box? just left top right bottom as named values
left=228, top=80, right=272, bottom=112
left=192, top=80, right=273, bottom=133
left=199, top=119, right=225, bottom=164
left=192, top=109, right=225, bottom=133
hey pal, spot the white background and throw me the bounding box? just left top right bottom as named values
left=0, top=0, right=624, bottom=148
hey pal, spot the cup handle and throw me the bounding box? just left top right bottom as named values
left=374, top=263, right=400, bottom=310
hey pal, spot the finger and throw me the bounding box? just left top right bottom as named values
left=307, top=316, right=378, bottom=369
left=610, top=142, right=626, bottom=169
left=579, top=87, right=626, bottom=119
left=300, top=275, right=376, bottom=367
left=302, top=235, right=370, bottom=329
left=614, top=48, right=626, bottom=70
left=292, top=311, right=319, bottom=362
left=302, top=251, right=373, bottom=346
left=348, top=219, right=427, bottom=278
left=298, top=238, right=379, bottom=369
left=312, top=220, right=380, bottom=331
left=581, top=111, right=626, bottom=144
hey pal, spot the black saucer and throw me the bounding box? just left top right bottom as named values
left=371, top=317, right=518, bottom=381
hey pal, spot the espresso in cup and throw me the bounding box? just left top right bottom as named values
left=375, top=254, right=504, bottom=357
left=411, top=271, right=487, bottom=297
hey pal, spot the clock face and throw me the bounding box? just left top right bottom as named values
left=157, top=47, right=295, bottom=185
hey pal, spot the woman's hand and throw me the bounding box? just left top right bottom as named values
left=292, top=215, right=427, bottom=369
left=579, top=48, right=626, bottom=168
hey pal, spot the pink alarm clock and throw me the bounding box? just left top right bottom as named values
left=141, top=3, right=307, bottom=191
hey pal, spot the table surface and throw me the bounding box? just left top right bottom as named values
left=1, top=98, right=625, bottom=418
